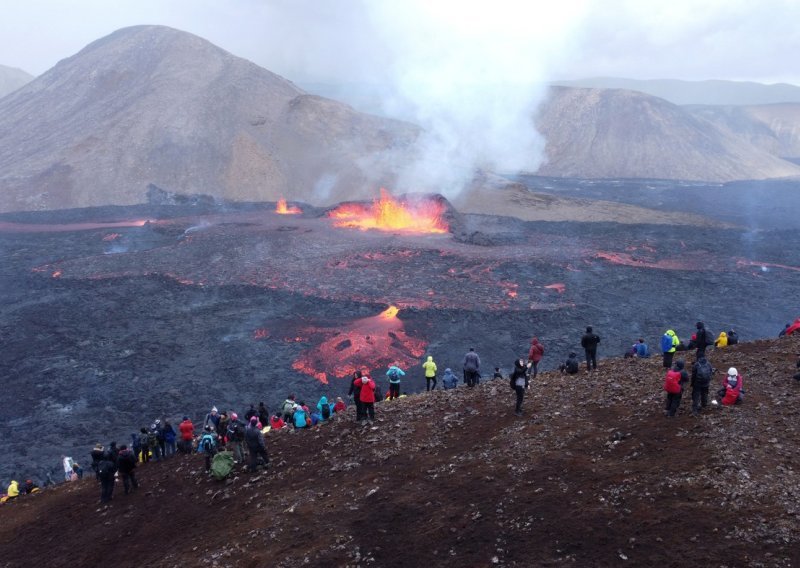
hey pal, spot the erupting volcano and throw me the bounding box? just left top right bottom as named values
left=290, top=305, right=427, bottom=385
left=275, top=198, right=302, bottom=215
left=327, top=188, right=448, bottom=234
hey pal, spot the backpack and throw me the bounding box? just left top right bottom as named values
left=97, top=460, right=115, bottom=478
left=695, top=360, right=713, bottom=385
left=210, top=451, right=234, bottom=481
left=282, top=400, right=295, bottom=415
left=199, top=434, right=216, bottom=453
left=663, top=370, right=682, bottom=394
left=566, top=358, right=579, bottom=374
left=321, top=404, right=331, bottom=420
left=388, top=369, right=400, bottom=382
left=661, top=333, right=673, bottom=353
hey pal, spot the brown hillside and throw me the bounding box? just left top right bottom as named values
left=535, top=87, right=800, bottom=182
left=1, top=337, right=798, bottom=567
left=0, top=26, right=419, bottom=213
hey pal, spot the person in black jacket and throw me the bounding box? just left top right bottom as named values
left=244, top=417, right=269, bottom=473
left=348, top=371, right=365, bottom=422
left=580, top=326, right=601, bottom=371
left=90, top=443, right=105, bottom=479
left=690, top=356, right=714, bottom=415
left=694, top=321, right=713, bottom=358
left=97, top=450, right=117, bottom=503
left=463, top=348, right=481, bottom=387
left=258, top=402, right=269, bottom=426
left=116, top=444, right=138, bottom=494
left=509, top=359, right=530, bottom=416
left=727, top=329, right=739, bottom=345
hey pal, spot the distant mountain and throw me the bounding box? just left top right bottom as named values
left=0, top=64, right=33, bottom=98
left=0, top=26, right=419, bottom=213
left=552, top=77, right=800, bottom=106
left=534, top=87, right=800, bottom=182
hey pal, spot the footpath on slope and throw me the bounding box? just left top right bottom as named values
left=1, top=337, right=798, bottom=568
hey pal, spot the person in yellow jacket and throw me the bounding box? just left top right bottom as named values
left=422, top=355, right=438, bottom=391
left=715, top=331, right=728, bottom=348
left=661, top=329, right=680, bottom=369
left=6, top=480, right=19, bottom=499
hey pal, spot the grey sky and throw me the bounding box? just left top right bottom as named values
left=2, top=0, right=799, bottom=85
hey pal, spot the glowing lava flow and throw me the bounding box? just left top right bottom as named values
left=291, top=305, right=427, bottom=384
left=327, top=188, right=448, bottom=233
left=275, top=198, right=302, bottom=215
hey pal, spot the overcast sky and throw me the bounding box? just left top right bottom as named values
left=2, top=0, right=799, bottom=85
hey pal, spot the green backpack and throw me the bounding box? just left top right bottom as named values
left=210, top=451, right=235, bottom=481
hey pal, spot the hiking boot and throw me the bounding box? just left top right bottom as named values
left=514, top=411, right=522, bottom=417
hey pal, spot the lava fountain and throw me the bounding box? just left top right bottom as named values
left=291, top=305, right=427, bottom=384
left=327, top=188, right=448, bottom=233
left=275, top=198, right=302, bottom=215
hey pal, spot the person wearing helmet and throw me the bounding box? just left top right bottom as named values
left=716, top=367, right=743, bottom=406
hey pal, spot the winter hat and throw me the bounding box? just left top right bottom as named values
left=231, top=413, right=238, bottom=421
left=586, top=326, right=592, bottom=333
left=727, top=367, right=738, bottom=376
left=182, top=416, right=189, bottom=421
left=696, top=321, right=704, bottom=329
left=211, top=406, right=218, bottom=413
left=154, top=419, right=161, bottom=425
left=250, top=416, right=258, bottom=424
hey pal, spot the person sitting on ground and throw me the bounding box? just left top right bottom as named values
left=509, top=358, right=530, bottom=416
left=663, top=359, right=689, bottom=417
left=624, top=344, right=637, bottom=358
left=727, top=329, right=739, bottom=345
left=716, top=368, right=744, bottom=406
left=197, top=425, right=218, bottom=472
left=386, top=364, right=405, bottom=400
left=559, top=352, right=580, bottom=375
left=22, top=479, right=39, bottom=495
left=6, top=480, right=19, bottom=500
left=178, top=416, right=194, bottom=454
left=293, top=402, right=310, bottom=429
left=779, top=323, right=791, bottom=337
left=786, top=317, right=800, bottom=336
left=527, top=337, right=545, bottom=378
left=442, top=368, right=459, bottom=390
left=715, top=331, right=728, bottom=348
left=422, top=356, right=438, bottom=391
left=317, top=396, right=332, bottom=422
left=493, top=367, right=503, bottom=381
left=281, top=395, right=297, bottom=423
left=270, top=414, right=285, bottom=429
left=333, top=397, right=346, bottom=413
left=633, top=338, right=650, bottom=358
left=72, top=462, right=83, bottom=480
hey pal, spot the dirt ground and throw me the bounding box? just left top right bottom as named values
left=1, top=337, right=798, bottom=567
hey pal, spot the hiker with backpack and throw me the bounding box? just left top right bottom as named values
left=509, top=358, right=530, bottom=416
left=293, top=402, right=311, bottom=429
left=661, top=329, right=680, bottom=369
left=663, top=359, right=689, bottom=417
left=245, top=416, right=269, bottom=473
left=694, top=322, right=714, bottom=358
left=463, top=348, right=481, bottom=387
left=281, top=395, right=297, bottom=423
left=116, top=444, right=138, bottom=494
left=349, top=371, right=365, bottom=422
left=581, top=326, right=601, bottom=371
left=226, top=412, right=246, bottom=464
left=559, top=352, right=580, bottom=375
left=690, top=356, right=715, bottom=415
left=316, top=396, right=332, bottom=422
left=527, top=338, right=545, bottom=378
left=97, top=449, right=117, bottom=503
left=442, top=368, right=459, bottom=390
left=197, top=425, right=218, bottom=472
left=386, top=364, right=405, bottom=400
left=422, top=356, right=438, bottom=391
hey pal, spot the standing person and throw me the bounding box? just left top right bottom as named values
left=661, top=329, right=680, bottom=369
left=442, top=368, right=459, bottom=390
left=359, top=373, right=377, bottom=423
left=137, top=428, right=151, bottom=463
left=386, top=364, right=405, bottom=400
left=349, top=371, right=365, bottom=422
left=694, top=322, right=713, bottom=359
left=509, top=358, right=530, bottom=416
left=116, top=445, right=138, bottom=495
left=463, top=348, right=481, bottom=388
left=258, top=402, right=269, bottom=427
left=97, top=450, right=117, bottom=503
left=62, top=456, right=74, bottom=482
left=663, top=359, right=689, bottom=417
left=226, top=413, right=246, bottom=464
left=690, top=356, right=714, bottom=416
left=216, top=412, right=230, bottom=447
left=245, top=417, right=269, bottom=472
left=178, top=416, right=194, bottom=454
left=581, top=326, right=601, bottom=372
left=204, top=407, right=220, bottom=431
left=197, top=426, right=218, bottom=472
left=149, top=423, right=162, bottom=462
left=244, top=404, right=258, bottom=422
left=527, top=338, right=545, bottom=378
left=90, top=443, right=105, bottom=478
left=422, top=356, right=438, bottom=391
left=163, top=420, right=177, bottom=457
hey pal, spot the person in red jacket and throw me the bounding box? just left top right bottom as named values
left=358, top=373, right=377, bottom=422
left=333, top=397, right=346, bottom=413
left=527, top=337, right=545, bottom=379
left=785, top=317, right=800, bottom=336
left=269, top=415, right=285, bottom=430
left=178, top=416, right=194, bottom=453
left=717, top=367, right=743, bottom=406
left=663, top=359, right=688, bottom=417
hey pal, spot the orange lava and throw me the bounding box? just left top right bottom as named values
left=291, top=305, right=427, bottom=384
left=275, top=198, right=302, bottom=215
left=52, top=270, right=62, bottom=278
left=327, top=188, right=448, bottom=234
left=544, top=283, right=566, bottom=294
left=253, top=328, right=270, bottom=340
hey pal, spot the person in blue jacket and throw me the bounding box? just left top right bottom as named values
left=293, top=403, right=309, bottom=429
left=442, top=368, right=459, bottom=390
left=316, top=396, right=333, bottom=421
left=633, top=338, right=650, bottom=358
left=386, top=365, right=406, bottom=400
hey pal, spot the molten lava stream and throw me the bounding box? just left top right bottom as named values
left=291, top=305, right=427, bottom=384
left=327, top=188, right=448, bottom=234
left=275, top=198, right=302, bottom=215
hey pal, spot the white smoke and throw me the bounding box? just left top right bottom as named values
left=360, top=1, right=590, bottom=196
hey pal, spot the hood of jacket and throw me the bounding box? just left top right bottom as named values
left=666, top=329, right=676, bottom=337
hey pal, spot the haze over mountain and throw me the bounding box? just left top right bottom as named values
left=552, top=77, right=800, bottom=106
left=0, top=64, right=33, bottom=98
left=0, top=26, right=419, bottom=213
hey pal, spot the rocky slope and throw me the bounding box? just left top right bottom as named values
left=0, top=26, right=419, bottom=213
left=535, top=87, right=800, bottom=182
left=1, top=336, right=798, bottom=567
left=0, top=64, right=32, bottom=98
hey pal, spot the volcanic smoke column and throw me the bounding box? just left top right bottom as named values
left=291, top=305, right=427, bottom=384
